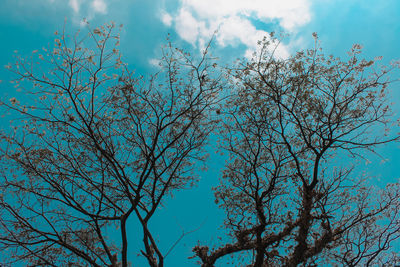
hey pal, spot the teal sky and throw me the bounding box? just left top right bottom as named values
left=0, top=0, right=400, bottom=265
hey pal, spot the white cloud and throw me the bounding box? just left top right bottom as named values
left=161, top=12, right=173, bottom=27
left=175, top=8, right=204, bottom=44
left=148, top=58, right=161, bottom=68
left=216, top=15, right=289, bottom=58
left=66, top=0, right=108, bottom=21
left=160, top=0, right=311, bottom=57
left=69, top=0, right=80, bottom=13
left=91, top=0, right=107, bottom=14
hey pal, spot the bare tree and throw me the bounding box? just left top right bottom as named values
left=2, top=23, right=400, bottom=267
left=193, top=34, right=400, bottom=266
left=0, top=23, right=221, bottom=266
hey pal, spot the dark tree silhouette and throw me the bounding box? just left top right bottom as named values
left=193, top=35, right=400, bottom=266
left=0, top=23, right=221, bottom=266
left=1, top=24, right=400, bottom=267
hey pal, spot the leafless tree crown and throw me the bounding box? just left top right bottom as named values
left=1, top=26, right=400, bottom=267
left=0, top=23, right=221, bottom=266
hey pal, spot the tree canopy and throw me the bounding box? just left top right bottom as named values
left=1, top=24, right=399, bottom=266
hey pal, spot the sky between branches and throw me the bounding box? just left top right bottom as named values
left=0, top=0, right=399, bottom=265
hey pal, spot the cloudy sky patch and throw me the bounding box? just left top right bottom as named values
left=69, top=0, right=80, bottom=13
left=0, top=1, right=399, bottom=265
left=66, top=0, right=108, bottom=22
left=161, top=0, right=311, bottom=57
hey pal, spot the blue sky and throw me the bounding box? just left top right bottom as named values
left=0, top=0, right=400, bottom=265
